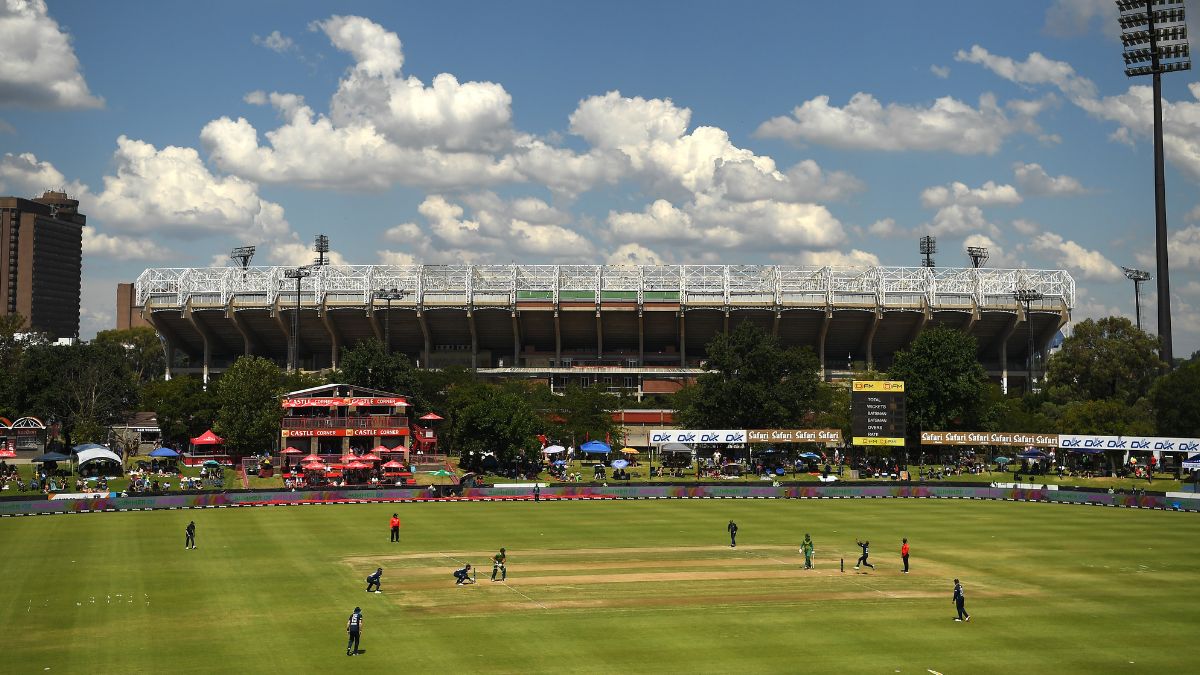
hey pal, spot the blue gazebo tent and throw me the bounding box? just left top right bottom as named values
left=1183, top=454, right=1200, bottom=470
left=579, top=440, right=611, bottom=454
left=149, top=447, right=180, bottom=458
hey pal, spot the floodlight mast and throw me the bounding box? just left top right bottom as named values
left=967, top=246, right=989, bottom=269
left=313, top=234, right=330, bottom=267
left=230, top=245, right=255, bottom=280
left=373, top=288, right=406, bottom=353
left=1118, top=0, right=1191, bottom=367
left=1014, top=288, right=1044, bottom=394
left=919, top=236, right=937, bottom=268
left=1122, top=266, right=1153, bottom=330
left=284, top=266, right=313, bottom=371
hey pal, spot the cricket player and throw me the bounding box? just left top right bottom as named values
left=346, top=607, right=363, bottom=656
left=453, top=563, right=473, bottom=585
left=185, top=521, right=196, bottom=550
left=728, top=520, right=738, bottom=548
left=365, top=567, right=383, bottom=593
left=854, top=540, right=874, bottom=570
left=389, top=513, right=400, bottom=543
left=801, top=534, right=815, bottom=569
left=901, top=538, right=910, bottom=573
left=953, top=578, right=970, bottom=621
left=491, top=548, right=507, bottom=581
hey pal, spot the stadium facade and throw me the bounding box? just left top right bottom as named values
left=134, top=264, right=1074, bottom=394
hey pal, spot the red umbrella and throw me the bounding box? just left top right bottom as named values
left=302, top=462, right=326, bottom=471
left=382, top=460, right=405, bottom=468
left=346, top=461, right=370, bottom=470
left=301, top=454, right=322, bottom=463
left=282, top=447, right=303, bottom=454
left=372, top=445, right=391, bottom=454
left=358, top=453, right=381, bottom=462
left=420, top=412, right=444, bottom=421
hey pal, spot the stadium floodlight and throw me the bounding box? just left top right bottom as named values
left=1122, top=267, right=1153, bottom=330
left=967, top=246, right=990, bottom=269
left=230, top=245, right=255, bottom=280
left=313, top=234, right=330, bottom=267
left=919, top=236, right=937, bottom=268
left=1013, top=288, right=1044, bottom=394
left=1119, top=0, right=1190, bottom=367
left=373, top=288, right=406, bottom=353
left=284, top=266, right=313, bottom=372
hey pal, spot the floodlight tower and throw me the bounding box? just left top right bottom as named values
left=284, top=266, right=312, bottom=372
left=373, top=288, right=406, bottom=353
left=313, top=234, right=330, bottom=267
left=919, top=236, right=937, bottom=268
left=1122, top=267, right=1152, bottom=330
left=967, top=246, right=990, bottom=268
left=1014, top=288, right=1044, bottom=394
left=1118, top=0, right=1191, bottom=366
left=230, top=245, right=255, bottom=280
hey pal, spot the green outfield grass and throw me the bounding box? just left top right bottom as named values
left=1, top=499, right=1198, bottom=674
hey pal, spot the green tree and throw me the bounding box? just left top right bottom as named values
left=1149, top=359, right=1200, bottom=436
left=94, top=326, right=165, bottom=384
left=451, top=387, right=540, bottom=470
left=887, top=325, right=990, bottom=435
left=675, top=321, right=822, bottom=429
left=338, top=338, right=421, bottom=401
left=1058, top=398, right=1155, bottom=436
left=547, top=384, right=621, bottom=447
left=141, top=376, right=217, bottom=446
left=15, top=342, right=137, bottom=444
left=213, top=356, right=284, bottom=455
left=0, top=312, right=34, bottom=417
left=1043, top=317, right=1163, bottom=405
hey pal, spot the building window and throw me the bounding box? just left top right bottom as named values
left=580, top=376, right=591, bottom=388
left=624, top=376, right=636, bottom=389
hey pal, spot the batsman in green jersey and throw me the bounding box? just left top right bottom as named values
left=801, top=534, right=815, bottom=569
left=491, top=547, right=507, bottom=581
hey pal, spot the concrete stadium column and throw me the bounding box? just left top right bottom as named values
left=906, top=305, right=931, bottom=346
left=417, top=309, right=431, bottom=369
left=228, top=308, right=255, bottom=356
left=773, top=310, right=781, bottom=338
left=511, top=312, right=520, bottom=367
left=144, top=311, right=181, bottom=380
left=366, top=298, right=383, bottom=341
left=163, top=336, right=175, bottom=380
left=638, top=311, right=644, bottom=366
left=818, top=309, right=831, bottom=380
left=467, top=310, right=478, bottom=369
left=272, top=309, right=294, bottom=368
left=861, top=310, right=881, bottom=370
left=679, top=311, right=687, bottom=366
left=995, top=314, right=1020, bottom=395
left=554, top=311, right=562, bottom=364
left=961, top=303, right=979, bottom=334
left=321, top=308, right=341, bottom=370
left=723, top=310, right=730, bottom=335
left=184, top=307, right=214, bottom=386
left=596, top=311, right=603, bottom=359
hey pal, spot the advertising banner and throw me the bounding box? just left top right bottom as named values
left=284, top=428, right=408, bottom=437
left=648, top=430, right=747, bottom=444
left=282, top=397, right=407, bottom=408
left=746, top=429, right=843, bottom=444
left=921, top=431, right=1059, bottom=447
left=1057, top=435, right=1200, bottom=453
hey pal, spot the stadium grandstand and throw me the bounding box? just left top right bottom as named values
left=133, top=264, right=1073, bottom=395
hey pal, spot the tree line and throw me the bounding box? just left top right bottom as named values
left=2, top=312, right=1198, bottom=464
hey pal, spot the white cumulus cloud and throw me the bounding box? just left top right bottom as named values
left=920, top=180, right=1022, bottom=209
left=0, top=0, right=102, bottom=109
left=754, top=91, right=1036, bottom=155
left=82, top=229, right=170, bottom=261
left=1013, top=162, right=1087, bottom=196
left=253, top=30, right=295, bottom=54
left=1026, top=231, right=1122, bottom=281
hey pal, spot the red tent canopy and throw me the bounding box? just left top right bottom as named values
left=382, top=460, right=405, bottom=468
left=358, top=453, right=381, bottom=462
left=346, top=461, right=370, bottom=470
left=372, top=445, right=392, bottom=454
left=190, top=430, right=224, bottom=445
left=282, top=447, right=303, bottom=454
left=419, top=412, right=444, bottom=421
left=301, top=454, right=322, bottom=463
left=302, top=462, right=326, bottom=471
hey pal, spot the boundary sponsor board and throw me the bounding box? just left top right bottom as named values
left=1058, top=435, right=1200, bottom=453
left=2, top=485, right=1198, bottom=515
left=648, top=430, right=746, bottom=444
left=921, top=431, right=1059, bottom=447
left=746, top=429, right=842, bottom=444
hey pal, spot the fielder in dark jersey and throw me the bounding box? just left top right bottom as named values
left=366, top=567, right=383, bottom=592
left=728, top=520, right=738, bottom=548
left=346, top=607, right=362, bottom=655
left=953, top=579, right=970, bottom=621
left=185, top=521, right=196, bottom=549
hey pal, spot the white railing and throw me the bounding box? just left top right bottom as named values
left=135, top=264, right=1075, bottom=312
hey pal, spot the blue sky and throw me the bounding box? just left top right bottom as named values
left=2, top=0, right=1199, bottom=354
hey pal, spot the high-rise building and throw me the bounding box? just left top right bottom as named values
left=116, top=282, right=150, bottom=330
left=0, top=191, right=86, bottom=338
